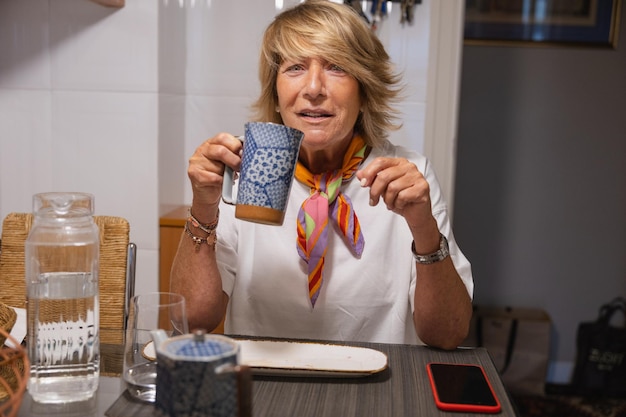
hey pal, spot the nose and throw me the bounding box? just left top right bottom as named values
left=303, top=63, right=325, bottom=99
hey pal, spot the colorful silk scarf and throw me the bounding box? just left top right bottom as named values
left=295, top=135, right=368, bottom=307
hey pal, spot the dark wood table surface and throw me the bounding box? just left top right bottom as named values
left=18, top=338, right=520, bottom=417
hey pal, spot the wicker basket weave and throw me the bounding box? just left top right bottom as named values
left=0, top=306, right=16, bottom=348
left=0, top=212, right=130, bottom=345
left=0, top=303, right=28, bottom=417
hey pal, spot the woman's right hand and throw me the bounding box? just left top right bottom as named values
left=187, top=133, right=243, bottom=221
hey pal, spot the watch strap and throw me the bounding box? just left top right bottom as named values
left=411, top=233, right=449, bottom=264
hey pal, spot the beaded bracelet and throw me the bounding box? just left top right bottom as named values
left=184, top=221, right=217, bottom=248
left=188, top=208, right=219, bottom=234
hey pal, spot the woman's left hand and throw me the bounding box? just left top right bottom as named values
left=358, top=157, right=472, bottom=350
left=356, top=157, right=435, bottom=232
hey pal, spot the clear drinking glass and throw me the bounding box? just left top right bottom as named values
left=122, top=292, right=188, bottom=402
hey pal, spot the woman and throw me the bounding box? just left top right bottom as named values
left=171, top=0, right=473, bottom=350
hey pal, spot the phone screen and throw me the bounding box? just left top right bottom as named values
left=426, top=363, right=501, bottom=413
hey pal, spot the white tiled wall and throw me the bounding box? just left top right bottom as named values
left=0, top=0, right=434, bottom=296
left=0, top=0, right=160, bottom=296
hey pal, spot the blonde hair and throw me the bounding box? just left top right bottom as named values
left=252, top=0, right=403, bottom=148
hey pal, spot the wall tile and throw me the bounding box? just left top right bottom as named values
left=0, top=0, right=51, bottom=89
left=158, top=1, right=187, bottom=95
left=51, top=91, right=158, bottom=251
left=376, top=4, right=430, bottom=103
left=0, top=89, right=53, bottom=214
left=389, top=102, right=426, bottom=152
left=135, top=249, right=159, bottom=295
left=183, top=0, right=271, bottom=96
left=158, top=94, right=187, bottom=207
left=49, top=0, right=158, bottom=92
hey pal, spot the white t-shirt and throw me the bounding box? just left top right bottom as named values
left=216, top=140, right=473, bottom=344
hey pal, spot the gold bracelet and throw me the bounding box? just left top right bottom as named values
left=184, top=221, right=217, bottom=249
left=188, top=208, right=219, bottom=234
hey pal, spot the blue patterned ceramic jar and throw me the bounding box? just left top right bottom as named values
left=151, top=330, right=251, bottom=417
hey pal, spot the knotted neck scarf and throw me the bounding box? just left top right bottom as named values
left=295, top=135, right=368, bottom=307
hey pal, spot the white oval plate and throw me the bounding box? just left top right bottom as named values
left=237, top=339, right=388, bottom=377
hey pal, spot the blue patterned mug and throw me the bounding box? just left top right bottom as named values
left=150, top=330, right=252, bottom=417
left=222, top=122, right=304, bottom=225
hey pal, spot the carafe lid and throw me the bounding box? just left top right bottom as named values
left=33, top=192, right=94, bottom=218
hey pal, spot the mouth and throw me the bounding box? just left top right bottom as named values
left=298, top=110, right=332, bottom=119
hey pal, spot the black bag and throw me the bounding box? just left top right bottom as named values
left=570, top=297, right=626, bottom=398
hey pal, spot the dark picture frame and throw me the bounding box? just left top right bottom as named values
left=464, top=0, right=622, bottom=48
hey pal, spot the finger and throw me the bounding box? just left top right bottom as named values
left=357, top=157, right=397, bottom=206
left=389, top=177, right=430, bottom=211
left=373, top=167, right=422, bottom=210
left=369, top=158, right=419, bottom=206
left=369, top=160, right=430, bottom=211
left=369, top=168, right=400, bottom=207
left=187, top=134, right=244, bottom=205
left=198, top=133, right=244, bottom=174
left=381, top=174, right=416, bottom=210
left=356, top=157, right=394, bottom=187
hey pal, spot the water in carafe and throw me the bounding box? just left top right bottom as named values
left=25, top=192, right=100, bottom=403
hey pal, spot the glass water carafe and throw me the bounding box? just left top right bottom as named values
left=25, top=192, right=100, bottom=403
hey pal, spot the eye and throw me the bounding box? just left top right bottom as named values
left=329, top=64, right=346, bottom=73
left=281, top=61, right=305, bottom=73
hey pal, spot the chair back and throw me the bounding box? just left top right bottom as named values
left=0, top=212, right=134, bottom=344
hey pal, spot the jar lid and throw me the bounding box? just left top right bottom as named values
left=160, top=330, right=238, bottom=361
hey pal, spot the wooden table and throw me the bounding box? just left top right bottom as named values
left=18, top=339, right=520, bottom=417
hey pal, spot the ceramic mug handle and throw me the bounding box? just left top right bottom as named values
left=221, top=136, right=244, bottom=205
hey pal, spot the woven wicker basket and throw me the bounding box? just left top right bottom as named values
left=0, top=304, right=28, bottom=417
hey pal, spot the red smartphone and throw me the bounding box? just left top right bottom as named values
left=426, top=362, right=502, bottom=413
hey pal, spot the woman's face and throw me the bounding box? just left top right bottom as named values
left=276, top=56, right=361, bottom=154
